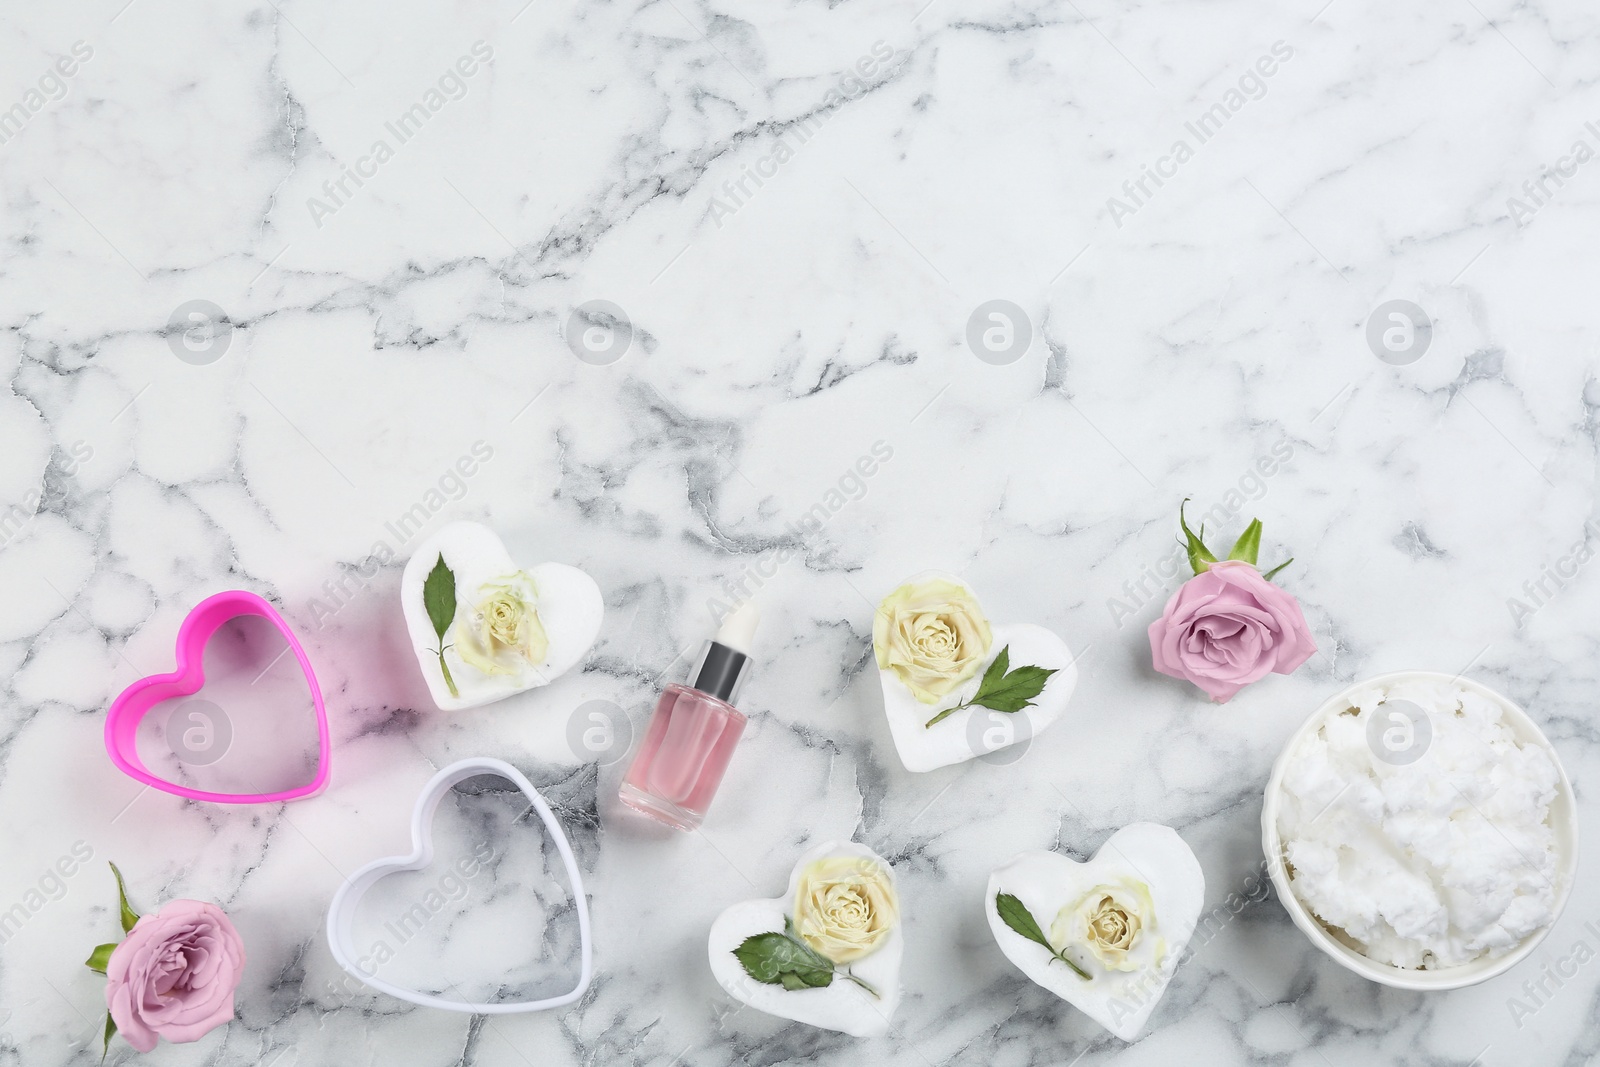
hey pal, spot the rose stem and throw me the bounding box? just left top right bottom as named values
left=437, top=648, right=459, bottom=697
left=1050, top=951, right=1091, bottom=981
left=840, top=969, right=881, bottom=999
left=924, top=702, right=969, bottom=728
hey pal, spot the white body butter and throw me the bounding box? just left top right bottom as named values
left=1277, top=677, right=1559, bottom=968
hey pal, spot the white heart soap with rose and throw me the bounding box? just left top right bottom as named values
left=986, top=823, right=1204, bottom=1041
left=874, top=570, right=1077, bottom=772
left=402, top=521, right=604, bottom=711
left=708, top=841, right=902, bottom=1036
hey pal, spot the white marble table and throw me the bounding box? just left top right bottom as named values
left=2, top=1, right=1597, bottom=1064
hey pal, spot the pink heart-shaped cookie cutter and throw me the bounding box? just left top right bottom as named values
left=104, top=590, right=331, bottom=803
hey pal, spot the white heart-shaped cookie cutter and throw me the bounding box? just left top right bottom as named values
left=325, top=756, right=593, bottom=1013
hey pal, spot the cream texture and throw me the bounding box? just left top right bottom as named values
left=1278, top=679, right=1559, bottom=968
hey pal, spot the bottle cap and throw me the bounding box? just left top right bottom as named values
left=714, top=601, right=759, bottom=655
left=691, top=602, right=759, bottom=704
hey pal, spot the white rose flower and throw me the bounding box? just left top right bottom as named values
left=793, top=856, right=900, bottom=964
left=873, top=578, right=993, bottom=704
left=455, top=571, right=549, bottom=676
left=1051, top=880, right=1156, bottom=972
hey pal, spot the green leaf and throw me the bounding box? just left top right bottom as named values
left=1178, top=499, right=1217, bottom=574
left=976, top=644, right=1010, bottom=694
left=423, top=557, right=461, bottom=697
left=925, top=645, right=1059, bottom=726
left=995, top=891, right=1053, bottom=950
left=423, top=555, right=458, bottom=641
left=733, top=931, right=834, bottom=990
left=1227, top=518, right=1262, bottom=565
left=969, top=663, right=1058, bottom=714
left=108, top=863, right=138, bottom=934
left=926, top=647, right=1008, bottom=728
left=966, top=645, right=1057, bottom=713
left=1261, top=557, right=1293, bottom=581
left=995, top=892, right=1091, bottom=981
left=84, top=943, right=117, bottom=974
left=101, top=1012, right=116, bottom=1061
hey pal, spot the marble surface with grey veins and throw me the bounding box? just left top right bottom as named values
left=2, top=0, right=1599, bottom=1064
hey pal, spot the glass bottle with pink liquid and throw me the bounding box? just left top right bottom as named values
left=619, top=602, right=759, bottom=831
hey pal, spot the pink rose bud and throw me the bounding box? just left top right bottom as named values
left=105, top=900, right=246, bottom=1052
left=1147, top=559, right=1316, bottom=702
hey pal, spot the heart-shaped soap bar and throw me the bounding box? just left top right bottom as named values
left=401, top=521, right=604, bottom=711
left=104, top=590, right=330, bottom=803
left=708, top=841, right=902, bottom=1036
left=325, top=756, right=593, bottom=1013
left=986, top=823, right=1204, bottom=1040
left=875, top=570, right=1077, bottom=772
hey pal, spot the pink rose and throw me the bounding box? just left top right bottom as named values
left=1147, top=560, right=1316, bottom=702
left=105, top=900, right=245, bottom=1053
